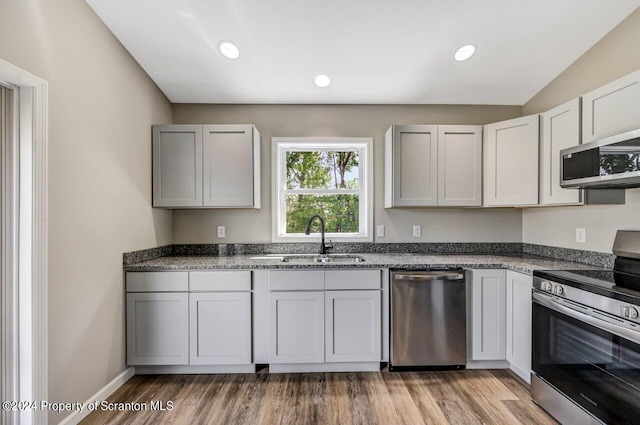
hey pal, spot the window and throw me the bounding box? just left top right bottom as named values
left=272, top=137, right=373, bottom=242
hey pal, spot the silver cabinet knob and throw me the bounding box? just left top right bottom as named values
left=621, top=305, right=639, bottom=319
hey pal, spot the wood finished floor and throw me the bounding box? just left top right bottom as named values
left=80, top=369, right=556, bottom=425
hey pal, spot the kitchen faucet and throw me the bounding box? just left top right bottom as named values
left=304, top=215, right=332, bottom=255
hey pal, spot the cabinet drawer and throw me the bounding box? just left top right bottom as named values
left=268, top=270, right=324, bottom=291
left=126, top=272, right=189, bottom=292
left=325, top=270, right=381, bottom=290
left=190, top=270, right=251, bottom=291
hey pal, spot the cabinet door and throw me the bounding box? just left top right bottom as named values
left=506, top=271, right=533, bottom=383
left=203, top=125, right=258, bottom=208
left=268, top=291, right=324, bottom=364
left=470, top=270, right=506, bottom=361
left=540, top=98, right=582, bottom=206
left=582, top=70, right=640, bottom=144
left=325, top=290, right=381, bottom=362
left=189, top=292, right=252, bottom=365
left=127, top=292, right=189, bottom=365
left=484, top=115, right=539, bottom=206
left=152, top=125, right=203, bottom=207
left=385, top=125, right=438, bottom=207
left=438, top=125, right=482, bottom=207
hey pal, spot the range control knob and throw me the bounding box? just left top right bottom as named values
left=621, top=305, right=639, bottom=319
left=552, top=284, right=565, bottom=296
left=541, top=281, right=553, bottom=292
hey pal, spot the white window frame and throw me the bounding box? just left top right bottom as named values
left=272, top=137, right=373, bottom=243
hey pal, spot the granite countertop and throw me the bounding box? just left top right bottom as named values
left=124, top=253, right=601, bottom=274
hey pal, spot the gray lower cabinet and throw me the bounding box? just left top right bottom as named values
left=189, top=292, right=252, bottom=365
left=126, top=292, right=189, bottom=365
left=469, top=269, right=507, bottom=361
left=470, top=268, right=533, bottom=381
left=267, top=269, right=383, bottom=365
left=325, top=290, right=381, bottom=362
left=506, top=270, right=533, bottom=383
left=268, top=291, right=325, bottom=364
left=126, top=270, right=252, bottom=367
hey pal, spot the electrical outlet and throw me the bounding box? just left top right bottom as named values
left=576, top=228, right=586, bottom=243
left=412, top=225, right=421, bottom=238
left=217, top=225, right=226, bottom=238
left=376, top=225, right=385, bottom=238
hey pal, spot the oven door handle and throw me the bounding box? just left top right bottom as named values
left=533, top=291, right=640, bottom=346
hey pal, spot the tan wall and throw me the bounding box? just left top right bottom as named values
left=522, top=8, right=640, bottom=253
left=172, top=104, right=524, bottom=244
left=0, top=0, right=173, bottom=422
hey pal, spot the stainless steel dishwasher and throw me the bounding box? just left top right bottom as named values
left=390, top=270, right=467, bottom=370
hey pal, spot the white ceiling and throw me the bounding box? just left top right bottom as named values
left=86, top=0, right=640, bottom=105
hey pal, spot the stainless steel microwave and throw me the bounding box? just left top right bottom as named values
left=561, top=128, right=640, bottom=189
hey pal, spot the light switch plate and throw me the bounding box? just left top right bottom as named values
left=376, top=225, right=385, bottom=238
left=217, top=225, right=226, bottom=238
left=413, top=225, right=421, bottom=238
left=576, top=228, right=586, bottom=243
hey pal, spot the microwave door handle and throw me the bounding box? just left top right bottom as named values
left=533, top=292, right=640, bottom=346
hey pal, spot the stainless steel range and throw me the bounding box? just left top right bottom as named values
left=532, top=230, right=640, bottom=425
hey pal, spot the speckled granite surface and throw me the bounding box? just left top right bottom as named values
left=124, top=252, right=600, bottom=274
left=122, top=245, right=172, bottom=265
left=522, top=243, right=614, bottom=268
left=171, top=242, right=525, bottom=256
left=124, top=242, right=614, bottom=271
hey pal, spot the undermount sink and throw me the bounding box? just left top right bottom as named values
left=250, top=254, right=365, bottom=263
left=284, top=254, right=366, bottom=264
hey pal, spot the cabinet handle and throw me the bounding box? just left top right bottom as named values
left=394, top=273, right=464, bottom=281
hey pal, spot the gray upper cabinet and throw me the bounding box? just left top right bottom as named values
left=152, top=125, right=203, bottom=207
left=385, top=125, right=482, bottom=207
left=540, top=98, right=582, bottom=206
left=152, top=124, right=261, bottom=209
left=582, top=70, right=640, bottom=144
left=438, top=126, right=482, bottom=207
left=483, top=115, right=539, bottom=207
left=385, top=125, right=438, bottom=207
left=203, top=125, right=260, bottom=208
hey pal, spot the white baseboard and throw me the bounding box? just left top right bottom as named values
left=135, top=364, right=255, bottom=374
left=509, top=364, right=531, bottom=384
left=58, top=367, right=135, bottom=425
left=269, top=362, right=381, bottom=373
left=465, top=360, right=510, bottom=369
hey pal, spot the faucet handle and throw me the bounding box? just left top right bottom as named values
left=324, top=239, right=334, bottom=253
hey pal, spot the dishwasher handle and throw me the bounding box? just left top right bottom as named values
left=393, top=272, right=464, bottom=281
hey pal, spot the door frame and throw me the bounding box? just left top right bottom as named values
left=0, top=58, right=48, bottom=425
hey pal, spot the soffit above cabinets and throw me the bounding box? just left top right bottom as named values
left=85, top=0, right=640, bottom=105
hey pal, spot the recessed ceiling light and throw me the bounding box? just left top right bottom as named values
left=219, top=41, right=240, bottom=59
left=314, top=74, right=331, bottom=88
left=454, top=44, right=476, bottom=61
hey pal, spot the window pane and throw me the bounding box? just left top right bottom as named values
left=286, top=151, right=359, bottom=190
left=285, top=194, right=360, bottom=233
